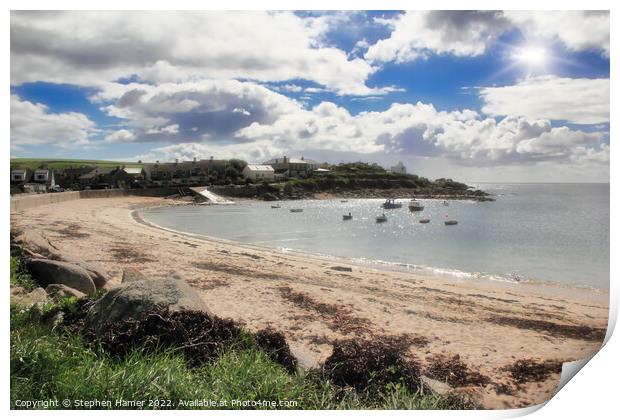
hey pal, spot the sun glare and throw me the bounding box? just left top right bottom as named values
left=513, top=46, right=547, bottom=67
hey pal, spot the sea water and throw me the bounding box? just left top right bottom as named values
left=140, top=183, right=609, bottom=291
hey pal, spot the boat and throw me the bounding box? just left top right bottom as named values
left=342, top=213, right=353, bottom=220
left=382, top=198, right=402, bottom=209
left=443, top=200, right=449, bottom=206
left=419, top=219, right=431, bottom=224
left=290, top=208, right=303, bottom=213
left=271, top=205, right=281, bottom=209
left=408, top=199, right=424, bottom=212
left=444, top=220, right=458, bottom=225
left=340, top=199, right=349, bottom=203
left=376, top=213, right=388, bottom=223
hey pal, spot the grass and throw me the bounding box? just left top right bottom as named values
left=9, top=255, right=470, bottom=410
left=10, top=158, right=143, bottom=171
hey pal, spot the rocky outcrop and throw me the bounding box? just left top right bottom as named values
left=10, top=287, right=49, bottom=309
left=26, top=259, right=96, bottom=295
left=13, top=230, right=61, bottom=259
left=61, top=258, right=108, bottom=289
left=84, top=277, right=211, bottom=333
left=45, top=284, right=86, bottom=301
left=121, top=268, right=149, bottom=283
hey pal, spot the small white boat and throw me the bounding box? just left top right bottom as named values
left=343, top=213, right=353, bottom=220
left=382, top=199, right=402, bottom=209
left=290, top=208, right=303, bottom=213
left=408, top=199, right=424, bottom=212
left=340, top=199, right=349, bottom=203
left=419, top=219, right=431, bottom=224
left=376, top=213, right=388, bottom=223
left=444, top=220, right=458, bottom=226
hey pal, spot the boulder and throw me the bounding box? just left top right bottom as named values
left=61, top=258, right=109, bottom=289
left=26, top=259, right=96, bottom=295
left=10, top=287, right=49, bottom=309
left=84, top=278, right=211, bottom=333
left=13, top=230, right=61, bottom=259
left=121, top=268, right=148, bottom=284
left=45, top=284, right=86, bottom=301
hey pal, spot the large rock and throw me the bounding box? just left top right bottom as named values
left=45, top=284, right=86, bottom=301
left=10, top=287, right=49, bottom=309
left=26, top=259, right=96, bottom=295
left=61, top=258, right=109, bottom=289
left=13, top=230, right=61, bottom=259
left=84, top=278, right=211, bottom=333
left=121, top=268, right=149, bottom=284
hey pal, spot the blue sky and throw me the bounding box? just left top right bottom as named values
left=10, top=11, right=610, bottom=182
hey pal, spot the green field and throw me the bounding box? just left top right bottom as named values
left=10, top=158, right=144, bottom=171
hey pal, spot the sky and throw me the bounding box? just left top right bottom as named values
left=9, top=10, right=610, bottom=182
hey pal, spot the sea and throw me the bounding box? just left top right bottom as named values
left=140, top=183, right=609, bottom=292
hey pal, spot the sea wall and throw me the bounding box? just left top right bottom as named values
left=10, top=188, right=180, bottom=212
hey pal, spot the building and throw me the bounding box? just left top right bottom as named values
left=390, top=161, right=407, bottom=174
left=33, top=169, right=56, bottom=186
left=78, top=166, right=144, bottom=189
left=242, top=164, right=275, bottom=181
left=10, top=169, right=32, bottom=183
left=142, top=157, right=227, bottom=186
left=262, top=156, right=320, bottom=178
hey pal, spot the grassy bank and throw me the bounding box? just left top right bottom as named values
left=10, top=158, right=143, bottom=171
left=9, top=256, right=470, bottom=410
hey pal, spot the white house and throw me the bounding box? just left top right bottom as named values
left=390, top=161, right=407, bottom=174
left=242, top=164, right=275, bottom=181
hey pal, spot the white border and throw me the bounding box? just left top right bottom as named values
left=3, top=1, right=617, bottom=419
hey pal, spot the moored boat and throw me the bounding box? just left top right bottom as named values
left=343, top=213, right=353, bottom=220
left=408, top=199, right=424, bottom=212
left=290, top=208, right=303, bottom=213
left=376, top=213, right=388, bottom=223
left=419, top=219, right=431, bottom=224
left=271, top=205, right=281, bottom=209
left=444, top=220, right=458, bottom=225
left=382, top=198, right=402, bottom=209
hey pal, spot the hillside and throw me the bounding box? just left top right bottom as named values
left=10, top=158, right=143, bottom=171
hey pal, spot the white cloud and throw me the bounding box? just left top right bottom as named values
left=365, top=10, right=609, bottom=64
left=10, top=94, right=95, bottom=148
left=479, top=76, right=609, bottom=124
left=235, top=100, right=608, bottom=166
left=105, top=129, right=136, bottom=142
left=10, top=11, right=388, bottom=95
left=504, top=11, right=610, bottom=57
left=365, top=11, right=510, bottom=63
left=93, top=80, right=301, bottom=143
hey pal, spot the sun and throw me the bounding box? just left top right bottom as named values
left=513, top=46, right=547, bottom=67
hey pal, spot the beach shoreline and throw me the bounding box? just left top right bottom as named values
left=10, top=195, right=609, bottom=409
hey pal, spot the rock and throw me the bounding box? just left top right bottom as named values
left=420, top=375, right=454, bottom=395
left=13, top=230, right=61, bottom=259
left=10, top=286, right=26, bottom=296
left=26, top=259, right=96, bottom=295
left=84, top=278, right=211, bottom=333
left=61, top=258, right=109, bottom=289
left=10, top=287, right=49, bottom=309
left=121, top=268, right=148, bottom=283
left=45, top=284, right=86, bottom=301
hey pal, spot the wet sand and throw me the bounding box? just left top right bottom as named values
left=10, top=195, right=609, bottom=409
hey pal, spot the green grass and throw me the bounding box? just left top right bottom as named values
left=10, top=256, right=37, bottom=291
left=9, top=313, right=470, bottom=410
left=10, top=158, right=144, bottom=171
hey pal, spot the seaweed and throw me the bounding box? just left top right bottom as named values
left=425, top=354, right=490, bottom=388
left=505, top=359, right=562, bottom=384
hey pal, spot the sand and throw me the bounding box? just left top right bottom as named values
left=10, top=195, right=609, bottom=409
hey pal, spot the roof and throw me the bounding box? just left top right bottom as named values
left=143, top=159, right=227, bottom=173
left=11, top=169, right=28, bottom=174
left=313, top=168, right=330, bottom=172
left=78, top=167, right=115, bottom=179
left=34, top=169, right=51, bottom=174
left=122, top=167, right=143, bottom=174
left=263, top=157, right=319, bottom=165
left=245, top=165, right=274, bottom=172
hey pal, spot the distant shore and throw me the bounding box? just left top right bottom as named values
left=10, top=195, right=608, bottom=409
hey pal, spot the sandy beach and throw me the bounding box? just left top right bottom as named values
left=10, top=195, right=609, bottom=409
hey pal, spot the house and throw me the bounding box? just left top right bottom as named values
left=10, top=169, right=32, bottom=184
left=262, top=156, right=320, bottom=178
left=142, top=157, right=227, bottom=186
left=389, top=161, right=407, bottom=174
left=78, top=166, right=144, bottom=189
left=33, top=168, right=56, bottom=186
left=56, top=166, right=97, bottom=189
left=242, top=164, right=275, bottom=181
